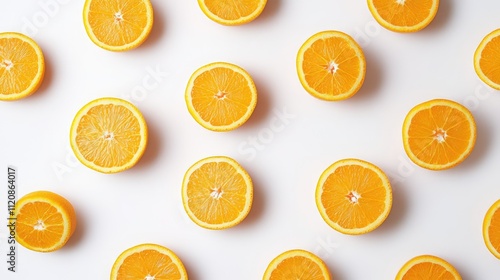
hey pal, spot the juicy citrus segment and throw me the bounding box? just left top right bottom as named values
left=474, top=29, right=500, bottom=90
left=83, top=0, right=153, bottom=51
left=111, top=244, right=188, bottom=280
left=316, top=158, right=392, bottom=235
left=367, top=0, right=439, bottom=32
left=263, top=249, right=332, bottom=280
left=396, top=255, right=462, bottom=280
left=198, top=0, right=267, bottom=25
left=14, top=191, right=76, bottom=252
left=182, top=156, right=253, bottom=230
left=297, top=30, right=366, bottom=101
left=185, top=62, right=257, bottom=131
left=0, top=32, right=45, bottom=101
left=70, top=97, right=148, bottom=173
left=483, top=199, right=500, bottom=259
left=402, top=99, right=476, bottom=170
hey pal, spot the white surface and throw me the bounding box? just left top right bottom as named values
left=1, top=0, right=500, bottom=279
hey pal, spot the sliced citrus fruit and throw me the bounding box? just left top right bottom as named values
left=111, top=243, right=188, bottom=280
left=0, top=32, right=44, bottom=101
left=474, top=29, right=500, bottom=90
left=396, top=255, right=462, bottom=280
left=182, top=156, right=253, bottom=230
left=263, top=249, right=332, bottom=280
left=185, top=62, right=257, bottom=131
left=316, top=158, right=392, bottom=235
left=14, top=190, right=76, bottom=252
left=297, top=30, right=366, bottom=101
left=197, top=0, right=267, bottom=25
left=402, top=99, right=476, bottom=170
left=83, top=0, right=153, bottom=51
left=483, top=199, right=500, bottom=259
left=367, top=0, right=439, bottom=32
left=70, top=97, right=148, bottom=174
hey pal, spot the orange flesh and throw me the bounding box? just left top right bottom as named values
left=75, top=104, right=141, bottom=168
left=0, top=37, right=39, bottom=94
left=371, top=0, right=434, bottom=27
left=203, top=0, right=261, bottom=20
left=269, top=256, right=326, bottom=280
left=117, top=249, right=182, bottom=279
left=16, top=202, right=64, bottom=249
left=321, top=165, right=387, bottom=229
left=402, top=262, right=455, bottom=279
left=488, top=207, right=500, bottom=254
left=479, top=35, right=500, bottom=85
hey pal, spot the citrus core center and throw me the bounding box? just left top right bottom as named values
left=396, top=0, right=406, bottom=5
left=326, top=61, right=339, bottom=74
left=210, top=187, right=223, bottom=199
left=215, top=91, right=227, bottom=99
left=2, top=59, right=13, bottom=70
left=103, top=131, right=114, bottom=140
left=34, top=219, right=46, bottom=231
left=346, top=191, right=360, bottom=204
left=114, top=12, right=124, bottom=23
left=433, top=128, right=447, bottom=143
left=145, top=275, right=155, bottom=280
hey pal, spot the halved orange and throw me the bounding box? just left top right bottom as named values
left=367, top=0, right=439, bottom=32
left=396, top=255, right=462, bottom=280
left=14, top=191, right=76, bottom=252
left=483, top=199, right=500, bottom=259
left=474, top=29, right=500, bottom=90
left=182, top=156, right=253, bottom=230
left=263, top=249, right=332, bottom=280
left=83, top=0, right=153, bottom=51
left=111, top=243, right=188, bottom=280
left=197, top=0, right=267, bottom=25
left=297, top=30, right=366, bottom=101
left=70, top=97, right=148, bottom=174
left=402, top=99, right=476, bottom=170
left=185, top=62, right=257, bottom=131
left=316, top=158, right=392, bottom=235
left=0, top=32, right=44, bottom=101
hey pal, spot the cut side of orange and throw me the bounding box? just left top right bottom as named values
left=14, top=191, right=76, bottom=252
left=396, top=255, right=462, bottom=280
left=83, top=0, right=153, bottom=51
left=185, top=62, right=257, bottom=131
left=111, top=243, right=188, bottom=280
left=367, top=0, right=439, bottom=32
left=70, top=97, right=148, bottom=174
left=402, top=99, right=476, bottom=171
left=297, top=30, right=366, bottom=101
left=197, top=0, right=267, bottom=25
left=0, top=32, right=44, bottom=101
left=316, top=158, right=392, bottom=235
left=483, top=199, right=500, bottom=259
left=182, top=156, right=253, bottom=230
left=474, top=29, right=500, bottom=90
left=263, top=249, right=332, bottom=280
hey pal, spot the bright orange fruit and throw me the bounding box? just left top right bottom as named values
left=483, top=199, right=500, bottom=259
left=197, top=0, right=267, bottom=25
left=263, top=249, right=332, bottom=280
left=474, top=29, right=500, bottom=90
left=395, top=255, right=462, bottom=280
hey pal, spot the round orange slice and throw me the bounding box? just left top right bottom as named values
left=197, top=0, right=267, bottom=25
left=182, top=156, right=253, bottom=230
left=70, top=97, right=148, bottom=174
left=367, top=0, right=440, bottom=33
left=483, top=199, right=500, bottom=259
left=263, top=249, right=332, bottom=280
left=14, top=191, right=76, bottom=252
left=297, top=30, right=366, bottom=101
left=474, top=29, right=500, bottom=90
left=402, top=99, right=476, bottom=170
left=83, top=0, right=153, bottom=51
left=395, top=255, right=462, bottom=280
left=316, top=158, right=392, bottom=235
left=111, top=243, right=188, bottom=280
left=0, top=32, right=45, bottom=101
left=185, top=62, right=257, bottom=131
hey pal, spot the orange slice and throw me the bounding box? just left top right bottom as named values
left=402, top=99, right=476, bottom=170
left=111, top=243, right=188, bottom=280
left=396, top=255, right=462, bottom=280
left=263, top=249, right=332, bottom=280
left=182, top=156, right=253, bottom=230
left=70, top=97, right=148, bottom=174
left=315, top=158, right=392, bottom=235
left=297, top=30, right=366, bottom=101
left=367, top=0, right=439, bottom=33
left=197, top=0, right=267, bottom=25
left=483, top=199, right=500, bottom=259
left=474, top=29, right=500, bottom=90
left=83, top=0, right=153, bottom=51
left=0, top=32, right=44, bottom=101
left=185, top=62, right=257, bottom=131
left=14, top=191, right=76, bottom=252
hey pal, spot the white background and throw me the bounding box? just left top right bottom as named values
left=1, top=0, right=500, bottom=279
